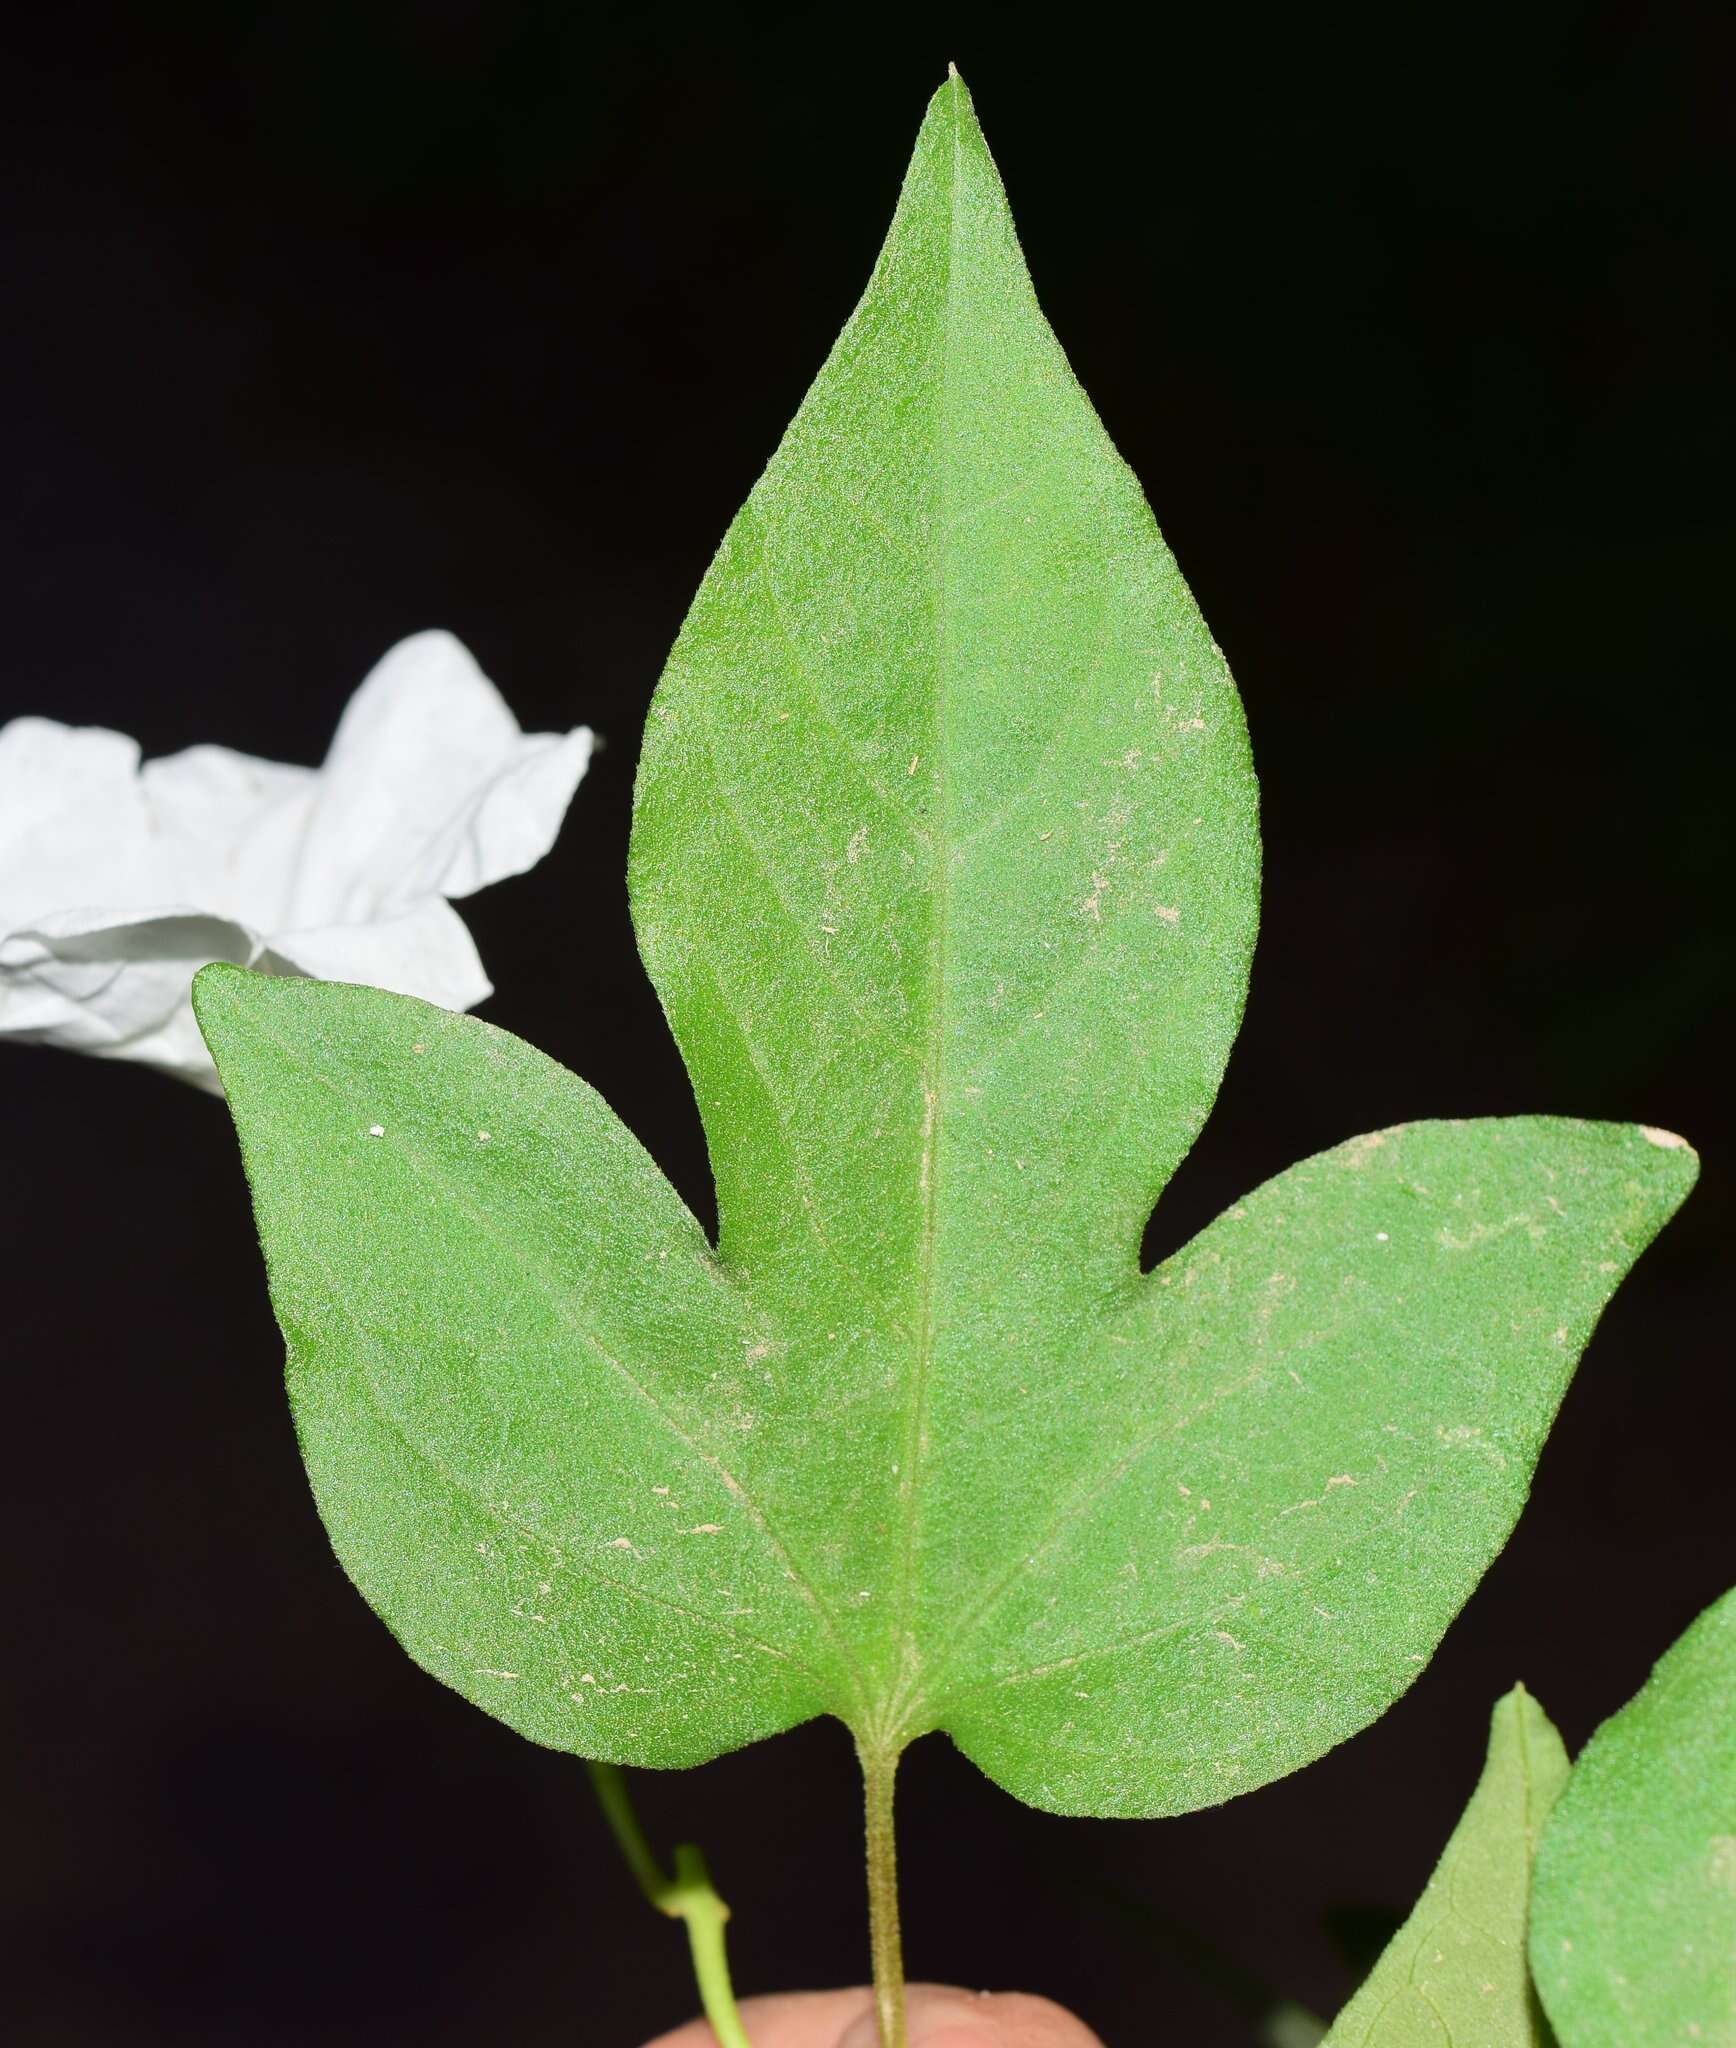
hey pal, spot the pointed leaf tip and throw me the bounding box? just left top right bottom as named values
left=193, top=959, right=295, bottom=1027
left=1631, top=1121, right=1700, bottom=1202
left=926, top=61, right=978, bottom=131
left=1637, top=1122, right=1693, bottom=1156
left=1321, top=1681, right=1567, bottom=2044
left=193, top=961, right=292, bottom=1079
left=190, top=958, right=248, bottom=1015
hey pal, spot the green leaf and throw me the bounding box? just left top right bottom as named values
left=1530, top=1587, right=1736, bottom=2047
left=1322, top=1686, right=1568, bottom=2046
left=194, top=74, right=1697, bottom=1815
left=191, top=978, right=827, bottom=1765
left=926, top=1116, right=1690, bottom=1815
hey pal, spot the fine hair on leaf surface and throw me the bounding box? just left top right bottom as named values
left=194, top=66, right=1699, bottom=2023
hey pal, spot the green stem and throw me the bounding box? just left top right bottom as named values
left=588, top=1759, right=669, bottom=1903
left=859, top=1742, right=907, bottom=2048
left=671, top=1844, right=750, bottom=2048
left=587, top=1762, right=753, bottom=2048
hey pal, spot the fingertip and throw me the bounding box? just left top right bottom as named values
left=964, top=1990, right=1105, bottom=2048
left=644, top=1988, right=875, bottom=2048
left=642, top=1984, right=1102, bottom=2048
left=845, top=1986, right=1105, bottom=2048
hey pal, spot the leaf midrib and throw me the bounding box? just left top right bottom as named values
left=883, top=73, right=966, bottom=1742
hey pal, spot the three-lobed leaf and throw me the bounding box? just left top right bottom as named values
left=1322, top=1686, right=1568, bottom=2046
left=195, top=74, right=1697, bottom=1817
left=1530, top=1587, right=1736, bottom=2047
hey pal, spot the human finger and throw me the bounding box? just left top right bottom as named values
left=643, top=1982, right=1104, bottom=2048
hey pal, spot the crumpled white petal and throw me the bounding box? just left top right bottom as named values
left=265, top=899, right=489, bottom=1017
left=0, top=630, right=593, bottom=1090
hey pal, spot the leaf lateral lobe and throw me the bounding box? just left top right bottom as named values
left=932, top=1115, right=1694, bottom=1814
left=193, top=964, right=835, bottom=1766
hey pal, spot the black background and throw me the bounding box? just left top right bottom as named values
left=4, top=3, right=1730, bottom=2043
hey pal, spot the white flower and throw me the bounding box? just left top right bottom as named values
left=0, top=630, right=593, bottom=1089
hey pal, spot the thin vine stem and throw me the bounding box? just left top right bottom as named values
left=587, top=1762, right=752, bottom=2048
left=859, top=1741, right=907, bottom=2048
